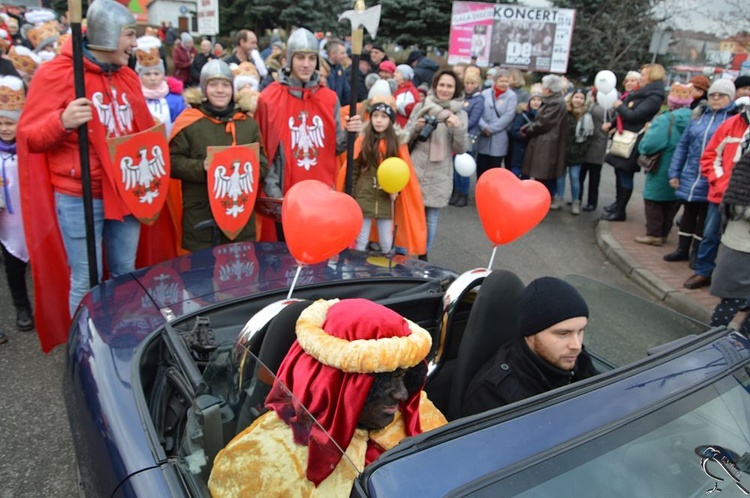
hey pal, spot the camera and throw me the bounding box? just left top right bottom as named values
left=418, top=115, right=439, bottom=142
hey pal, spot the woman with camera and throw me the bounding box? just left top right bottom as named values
left=405, top=69, right=469, bottom=260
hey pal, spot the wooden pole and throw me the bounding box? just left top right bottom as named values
left=344, top=1, right=365, bottom=196
left=69, top=0, right=99, bottom=288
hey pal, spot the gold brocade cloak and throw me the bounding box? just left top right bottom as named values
left=208, top=391, right=447, bottom=497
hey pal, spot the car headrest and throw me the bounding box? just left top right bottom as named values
left=257, top=300, right=313, bottom=376
left=448, top=269, right=524, bottom=420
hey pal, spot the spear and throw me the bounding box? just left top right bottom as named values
left=68, top=0, right=98, bottom=288
left=339, top=0, right=381, bottom=195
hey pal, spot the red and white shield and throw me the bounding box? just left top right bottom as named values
left=206, top=143, right=260, bottom=241
left=107, top=123, right=170, bottom=225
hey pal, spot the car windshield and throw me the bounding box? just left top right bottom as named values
left=174, top=339, right=358, bottom=492
left=566, top=275, right=710, bottom=365
left=472, top=364, right=750, bottom=497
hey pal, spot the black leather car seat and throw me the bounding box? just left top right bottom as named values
left=447, top=269, right=524, bottom=420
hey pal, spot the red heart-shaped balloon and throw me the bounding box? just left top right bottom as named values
left=282, top=180, right=363, bottom=264
left=475, top=168, right=551, bottom=245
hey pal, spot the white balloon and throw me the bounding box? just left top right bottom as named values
left=594, top=70, right=617, bottom=94
left=596, top=89, right=618, bottom=110
left=454, top=153, right=476, bottom=177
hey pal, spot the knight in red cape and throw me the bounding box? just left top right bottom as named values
left=208, top=298, right=447, bottom=497
left=17, top=0, right=179, bottom=352
left=254, top=27, right=362, bottom=240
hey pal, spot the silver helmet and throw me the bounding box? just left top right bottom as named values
left=286, top=28, right=319, bottom=68
left=86, top=0, right=136, bottom=52
left=200, top=59, right=233, bottom=95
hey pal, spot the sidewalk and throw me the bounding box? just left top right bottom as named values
left=595, top=205, right=718, bottom=325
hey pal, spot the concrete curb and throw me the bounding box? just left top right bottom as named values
left=595, top=220, right=712, bottom=324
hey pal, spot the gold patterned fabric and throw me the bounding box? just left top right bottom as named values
left=208, top=391, right=446, bottom=497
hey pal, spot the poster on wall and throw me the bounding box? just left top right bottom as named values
left=448, top=2, right=575, bottom=73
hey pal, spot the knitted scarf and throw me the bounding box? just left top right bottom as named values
left=142, top=81, right=170, bottom=100
left=413, top=94, right=464, bottom=162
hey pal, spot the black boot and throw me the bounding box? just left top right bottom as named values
left=16, top=307, right=34, bottom=332
left=664, top=234, right=691, bottom=262
left=449, top=190, right=459, bottom=205
left=601, top=187, right=631, bottom=221
left=603, top=200, right=618, bottom=213
left=689, top=237, right=701, bottom=270
left=455, top=194, right=468, bottom=207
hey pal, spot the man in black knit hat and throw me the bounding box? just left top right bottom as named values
left=461, top=277, right=598, bottom=417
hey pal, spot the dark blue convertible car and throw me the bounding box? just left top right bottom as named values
left=64, top=242, right=750, bottom=497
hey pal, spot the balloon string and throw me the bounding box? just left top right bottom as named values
left=287, top=265, right=303, bottom=299
left=391, top=198, right=396, bottom=254
left=488, top=245, right=498, bottom=270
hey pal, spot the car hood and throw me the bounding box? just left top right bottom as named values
left=131, top=242, right=450, bottom=311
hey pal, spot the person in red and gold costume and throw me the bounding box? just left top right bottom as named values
left=208, top=298, right=447, bottom=497
left=17, top=0, right=178, bottom=352
left=255, top=27, right=362, bottom=240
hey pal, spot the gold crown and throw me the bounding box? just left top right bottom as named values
left=231, top=61, right=259, bottom=79
left=136, top=47, right=161, bottom=68
left=27, top=21, right=59, bottom=50
left=0, top=84, right=25, bottom=111
left=8, top=47, right=38, bottom=75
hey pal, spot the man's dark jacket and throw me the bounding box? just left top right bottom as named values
left=327, top=62, right=350, bottom=105
left=412, top=56, right=440, bottom=88
left=461, top=339, right=598, bottom=417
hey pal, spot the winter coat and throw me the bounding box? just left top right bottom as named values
left=701, top=110, right=750, bottom=204
left=584, top=102, right=610, bottom=165
left=394, top=80, right=419, bottom=128
left=462, top=339, right=598, bottom=417
left=412, top=57, right=440, bottom=88
left=522, top=92, right=567, bottom=180
left=352, top=158, right=393, bottom=220
left=639, top=108, right=691, bottom=202
left=345, top=66, right=368, bottom=102
left=509, top=106, right=535, bottom=173
left=668, top=102, right=737, bottom=203
left=463, top=89, right=484, bottom=137
left=565, top=109, right=592, bottom=165
left=169, top=104, right=269, bottom=251
left=605, top=80, right=665, bottom=173
left=172, top=42, right=196, bottom=85
left=405, top=96, right=469, bottom=208
left=327, top=62, right=350, bottom=106
left=476, top=88, right=517, bottom=157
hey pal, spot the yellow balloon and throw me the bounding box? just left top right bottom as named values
left=376, top=157, right=410, bottom=194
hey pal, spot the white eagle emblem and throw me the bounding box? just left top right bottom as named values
left=141, top=273, right=180, bottom=309
left=213, top=161, right=254, bottom=217
left=289, top=111, right=325, bottom=171
left=216, top=245, right=256, bottom=282
left=120, top=146, right=167, bottom=204
left=92, top=89, right=134, bottom=137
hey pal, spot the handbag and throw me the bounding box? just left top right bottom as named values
left=608, top=129, right=641, bottom=159
left=636, top=114, right=675, bottom=174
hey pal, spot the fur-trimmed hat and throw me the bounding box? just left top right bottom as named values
left=24, top=9, right=59, bottom=53
left=135, top=35, right=165, bottom=74
left=0, top=75, right=25, bottom=122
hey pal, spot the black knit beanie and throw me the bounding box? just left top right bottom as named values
left=518, top=277, right=589, bottom=337
left=734, top=75, right=750, bottom=91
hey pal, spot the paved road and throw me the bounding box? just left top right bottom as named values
left=0, top=166, right=686, bottom=497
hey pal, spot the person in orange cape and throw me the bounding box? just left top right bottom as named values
left=254, top=27, right=362, bottom=241
left=17, top=0, right=178, bottom=352
left=209, top=298, right=446, bottom=497
left=169, top=59, right=268, bottom=251
left=337, top=95, right=426, bottom=256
